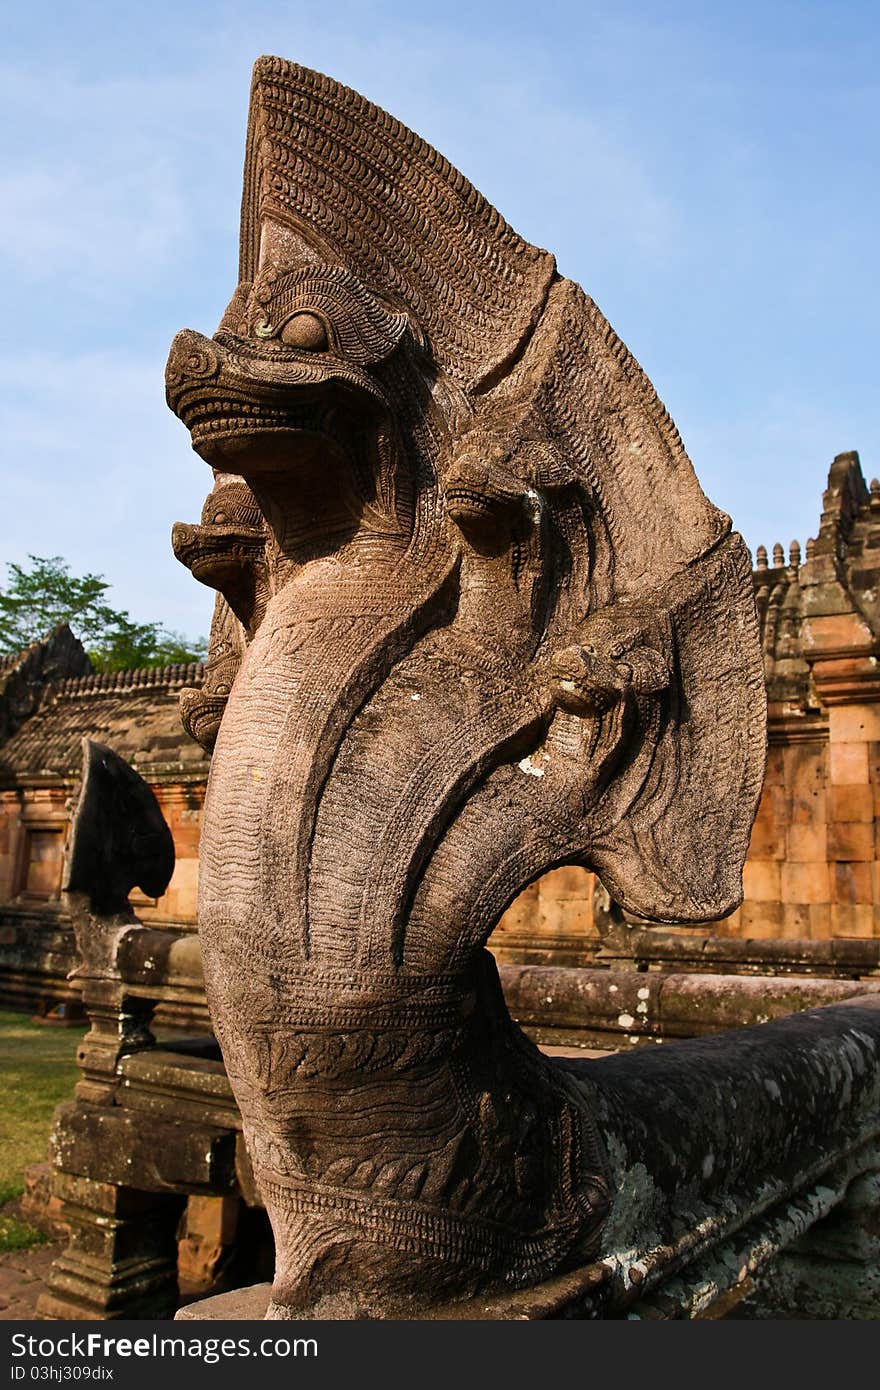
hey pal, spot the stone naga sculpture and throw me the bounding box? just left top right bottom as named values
left=167, top=57, right=765, bottom=1318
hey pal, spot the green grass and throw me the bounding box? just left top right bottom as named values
left=0, top=1210, right=49, bottom=1250
left=0, top=1009, right=84, bottom=1251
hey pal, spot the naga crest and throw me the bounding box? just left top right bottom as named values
left=167, top=58, right=766, bottom=1319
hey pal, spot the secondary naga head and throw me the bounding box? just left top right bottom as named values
left=166, top=57, right=766, bottom=1318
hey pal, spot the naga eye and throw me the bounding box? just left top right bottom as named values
left=281, top=312, right=329, bottom=351
left=210, top=512, right=228, bottom=524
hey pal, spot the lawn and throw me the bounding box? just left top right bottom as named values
left=0, top=1009, right=84, bottom=1250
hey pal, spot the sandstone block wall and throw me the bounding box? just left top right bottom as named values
left=492, top=452, right=880, bottom=962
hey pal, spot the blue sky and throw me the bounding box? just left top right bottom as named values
left=2, top=1, right=877, bottom=641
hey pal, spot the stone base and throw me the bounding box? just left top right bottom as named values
left=176, top=1284, right=272, bottom=1320
left=175, top=1264, right=613, bottom=1321
left=176, top=1133, right=880, bottom=1321
left=37, top=1175, right=184, bottom=1321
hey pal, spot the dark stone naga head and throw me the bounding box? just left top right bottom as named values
left=167, top=57, right=766, bottom=1318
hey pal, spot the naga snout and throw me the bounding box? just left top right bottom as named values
left=165, top=330, right=221, bottom=414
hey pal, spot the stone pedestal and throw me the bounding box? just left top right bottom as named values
left=176, top=1284, right=272, bottom=1320
left=37, top=1173, right=184, bottom=1320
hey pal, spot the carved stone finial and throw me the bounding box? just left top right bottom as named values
left=806, top=536, right=816, bottom=559
left=63, top=739, right=176, bottom=1101
left=816, top=451, right=870, bottom=553
left=166, top=57, right=766, bottom=1318
left=64, top=738, right=174, bottom=918
left=871, top=478, right=880, bottom=505
left=755, top=544, right=768, bottom=570
left=789, top=539, right=801, bottom=568
left=772, top=542, right=785, bottom=567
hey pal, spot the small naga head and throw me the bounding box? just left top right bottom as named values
left=443, top=406, right=569, bottom=544
left=443, top=444, right=532, bottom=540
left=171, top=475, right=267, bottom=630
left=165, top=263, right=423, bottom=481
left=171, top=471, right=271, bottom=752
left=548, top=607, right=672, bottom=717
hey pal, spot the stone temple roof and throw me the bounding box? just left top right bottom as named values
left=751, top=452, right=880, bottom=718
left=0, top=628, right=207, bottom=784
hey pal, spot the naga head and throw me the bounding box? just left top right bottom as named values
left=443, top=444, right=534, bottom=537
left=165, top=264, right=425, bottom=523
left=166, top=259, right=432, bottom=749
left=443, top=404, right=570, bottom=544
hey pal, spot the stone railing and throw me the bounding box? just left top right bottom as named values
left=38, top=934, right=880, bottom=1320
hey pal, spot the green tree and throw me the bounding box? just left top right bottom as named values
left=0, top=555, right=207, bottom=672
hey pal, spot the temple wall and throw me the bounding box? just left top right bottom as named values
left=730, top=708, right=880, bottom=939
left=491, top=708, right=880, bottom=959
left=490, top=865, right=598, bottom=965
left=493, top=451, right=880, bottom=961
left=0, top=786, right=69, bottom=907
left=0, top=781, right=202, bottom=930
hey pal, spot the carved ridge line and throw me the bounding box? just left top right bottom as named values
left=260, top=554, right=459, bottom=954
left=260, top=1174, right=590, bottom=1271
left=258, top=133, right=527, bottom=314
left=251, top=58, right=542, bottom=265
left=241, top=57, right=556, bottom=386
left=358, top=686, right=549, bottom=967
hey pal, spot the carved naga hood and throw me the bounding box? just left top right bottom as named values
left=171, top=55, right=765, bottom=927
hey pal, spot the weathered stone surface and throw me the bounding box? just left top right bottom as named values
left=596, top=920, right=880, bottom=978
left=49, top=1101, right=237, bottom=1195
left=178, top=997, right=880, bottom=1319
left=176, top=1282, right=271, bottom=1320
left=501, top=963, right=880, bottom=1047
left=576, top=999, right=880, bottom=1317
left=119, top=1047, right=239, bottom=1129
left=744, top=1255, right=880, bottom=1319
left=37, top=1174, right=183, bottom=1321
left=166, top=56, right=764, bottom=1317
left=738, top=1162, right=880, bottom=1319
